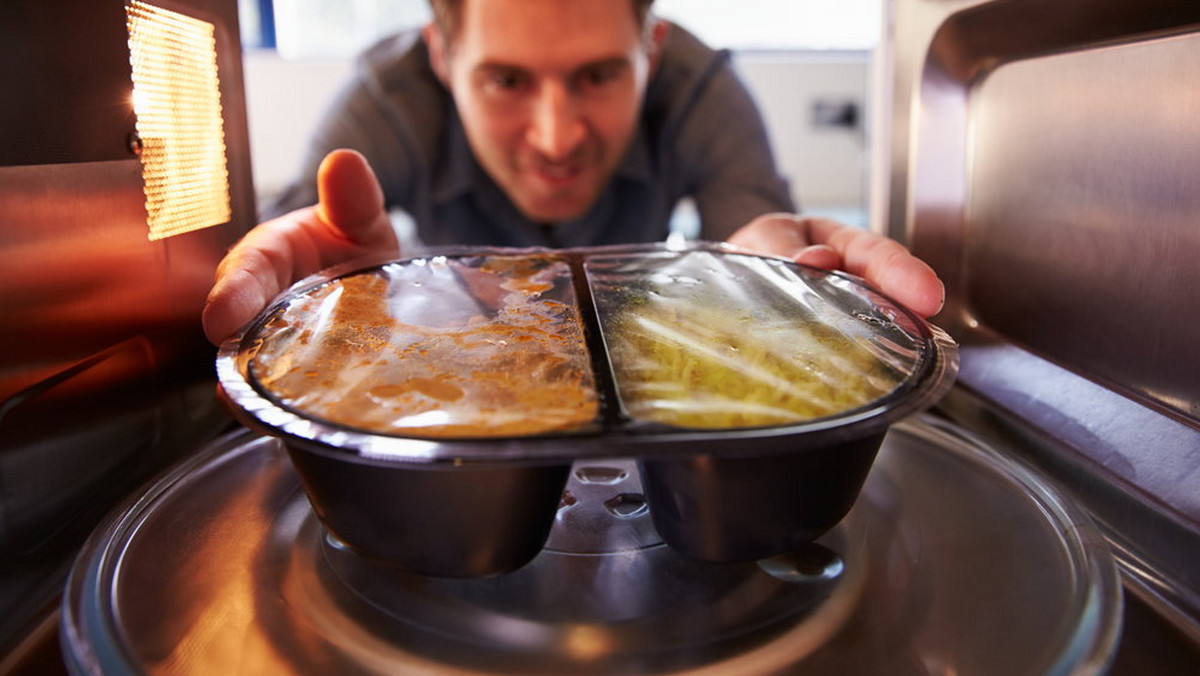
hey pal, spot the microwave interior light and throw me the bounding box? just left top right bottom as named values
left=127, top=0, right=231, bottom=241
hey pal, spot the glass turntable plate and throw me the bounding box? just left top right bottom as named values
left=61, top=416, right=1121, bottom=675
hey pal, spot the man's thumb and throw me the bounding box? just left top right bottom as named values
left=315, top=149, right=391, bottom=245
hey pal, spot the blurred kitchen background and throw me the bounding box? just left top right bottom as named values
left=237, top=0, right=880, bottom=230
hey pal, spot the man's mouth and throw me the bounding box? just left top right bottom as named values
left=530, top=160, right=585, bottom=189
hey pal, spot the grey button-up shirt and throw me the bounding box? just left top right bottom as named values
left=266, top=23, right=794, bottom=249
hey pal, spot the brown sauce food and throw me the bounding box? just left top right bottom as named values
left=248, top=259, right=599, bottom=438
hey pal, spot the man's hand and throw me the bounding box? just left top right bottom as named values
left=202, top=149, right=398, bottom=345
left=727, top=213, right=945, bottom=318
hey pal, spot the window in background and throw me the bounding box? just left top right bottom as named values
left=239, top=0, right=881, bottom=57
left=239, top=0, right=276, bottom=49
left=266, top=0, right=431, bottom=58
left=654, top=0, right=880, bottom=50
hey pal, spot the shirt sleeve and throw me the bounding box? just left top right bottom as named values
left=674, top=56, right=796, bottom=242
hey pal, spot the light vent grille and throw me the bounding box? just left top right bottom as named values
left=127, top=0, right=231, bottom=241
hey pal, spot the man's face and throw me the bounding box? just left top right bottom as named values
left=427, top=0, right=658, bottom=224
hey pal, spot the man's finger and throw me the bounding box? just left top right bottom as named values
left=725, top=213, right=811, bottom=257
left=315, top=149, right=394, bottom=248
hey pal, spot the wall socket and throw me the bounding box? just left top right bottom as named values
left=811, top=99, right=861, bottom=130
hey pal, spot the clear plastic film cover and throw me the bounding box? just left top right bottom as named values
left=585, top=249, right=921, bottom=429
left=228, top=245, right=955, bottom=453
left=246, top=254, right=600, bottom=438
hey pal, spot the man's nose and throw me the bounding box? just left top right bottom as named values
left=526, top=82, right=586, bottom=160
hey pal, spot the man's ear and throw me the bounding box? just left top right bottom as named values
left=646, top=18, right=669, bottom=72
left=422, top=22, right=449, bottom=85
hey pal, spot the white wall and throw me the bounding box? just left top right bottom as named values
left=242, top=50, right=870, bottom=222
left=242, top=52, right=352, bottom=205
left=734, top=52, right=870, bottom=224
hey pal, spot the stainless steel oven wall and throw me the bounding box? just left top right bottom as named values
left=879, top=0, right=1200, bottom=638
left=0, top=0, right=253, bottom=661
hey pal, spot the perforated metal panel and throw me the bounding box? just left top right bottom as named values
left=128, top=0, right=231, bottom=240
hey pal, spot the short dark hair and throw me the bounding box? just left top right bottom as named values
left=428, top=0, right=656, bottom=44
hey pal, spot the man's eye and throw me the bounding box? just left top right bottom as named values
left=579, top=65, right=620, bottom=88
left=486, top=70, right=528, bottom=92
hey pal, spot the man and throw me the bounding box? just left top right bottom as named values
left=202, top=0, right=943, bottom=344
